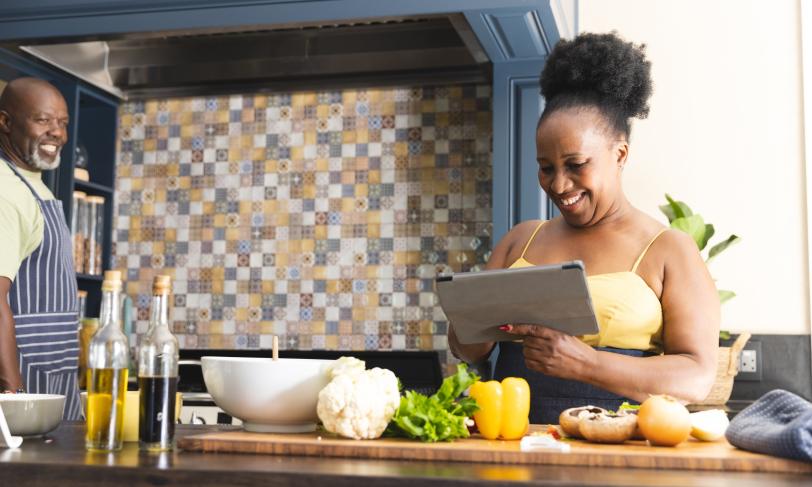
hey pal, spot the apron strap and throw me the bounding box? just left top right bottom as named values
left=1, top=151, right=46, bottom=204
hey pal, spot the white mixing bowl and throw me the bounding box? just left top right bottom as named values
left=201, top=356, right=334, bottom=433
left=0, top=393, right=65, bottom=436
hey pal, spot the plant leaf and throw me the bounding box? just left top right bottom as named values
left=718, top=290, right=736, bottom=304
left=659, top=204, right=676, bottom=223
left=707, top=235, right=741, bottom=263
left=671, top=215, right=706, bottom=250
left=664, top=194, right=693, bottom=221
left=699, top=223, right=715, bottom=251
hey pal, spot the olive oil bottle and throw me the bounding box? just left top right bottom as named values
left=138, top=275, right=179, bottom=451
left=85, top=270, right=129, bottom=452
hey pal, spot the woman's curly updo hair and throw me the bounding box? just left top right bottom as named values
left=539, top=32, right=652, bottom=140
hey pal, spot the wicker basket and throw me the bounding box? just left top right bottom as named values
left=691, top=332, right=751, bottom=406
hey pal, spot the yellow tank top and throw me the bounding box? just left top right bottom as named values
left=509, top=221, right=665, bottom=353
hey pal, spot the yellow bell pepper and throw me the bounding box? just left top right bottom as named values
left=469, top=377, right=530, bottom=440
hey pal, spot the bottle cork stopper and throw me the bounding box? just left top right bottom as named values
left=73, top=191, right=87, bottom=199
left=153, top=274, right=171, bottom=294
left=101, top=270, right=122, bottom=291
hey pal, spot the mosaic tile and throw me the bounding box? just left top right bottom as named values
left=115, top=84, right=493, bottom=369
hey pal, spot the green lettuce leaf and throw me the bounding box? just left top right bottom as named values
left=385, top=364, right=480, bottom=442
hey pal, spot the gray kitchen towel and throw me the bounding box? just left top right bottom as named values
left=726, top=389, right=812, bottom=462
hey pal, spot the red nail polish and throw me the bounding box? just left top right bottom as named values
left=499, top=324, right=512, bottom=332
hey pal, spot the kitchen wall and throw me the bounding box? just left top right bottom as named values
left=580, top=0, right=808, bottom=335
left=113, top=85, right=493, bottom=366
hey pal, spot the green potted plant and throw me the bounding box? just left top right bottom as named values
left=659, top=194, right=749, bottom=406
left=659, top=194, right=741, bottom=305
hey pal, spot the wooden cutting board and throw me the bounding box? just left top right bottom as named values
left=178, top=425, right=812, bottom=474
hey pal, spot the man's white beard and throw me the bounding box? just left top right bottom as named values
left=27, top=148, right=60, bottom=171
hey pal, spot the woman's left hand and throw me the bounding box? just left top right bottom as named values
left=502, top=324, right=598, bottom=381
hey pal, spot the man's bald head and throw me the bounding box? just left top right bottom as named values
left=0, top=77, right=69, bottom=171
left=0, top=77, right=65, bottom=113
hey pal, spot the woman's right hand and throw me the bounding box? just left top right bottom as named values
left=502, top=323, right=598, bottom=381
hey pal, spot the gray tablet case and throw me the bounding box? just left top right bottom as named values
left=436, top=261, right=599, bottom=345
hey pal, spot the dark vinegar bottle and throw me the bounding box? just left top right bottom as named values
left=138, top=275, right=179, bottom=451
left=138, top=376, right=177, bottom=445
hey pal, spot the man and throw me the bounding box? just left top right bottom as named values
left=0, top=77, right=81, bottom=419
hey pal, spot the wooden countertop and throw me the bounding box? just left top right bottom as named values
left=1, top=422, right=809, bottom=486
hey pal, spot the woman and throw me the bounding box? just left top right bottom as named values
left=448, top=33, right=719, bottom=424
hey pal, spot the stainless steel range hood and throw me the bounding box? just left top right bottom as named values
left=20, top=41, right=123, bottom=98
left=17, top=15, right=489, bottom=100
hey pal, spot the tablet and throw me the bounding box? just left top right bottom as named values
left=436, top=261, right=599, bottom=345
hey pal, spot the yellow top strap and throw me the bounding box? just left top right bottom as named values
left=631, top=229, right=667, bottom=272
left=519, top=221, right=546, bottom=259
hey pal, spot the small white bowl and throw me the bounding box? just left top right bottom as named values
left=0, top=394, right=65, bottom=437
left=201, top=356, right=333, bottom=433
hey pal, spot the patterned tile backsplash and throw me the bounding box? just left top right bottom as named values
left=114, top=85, right=493, bottom=367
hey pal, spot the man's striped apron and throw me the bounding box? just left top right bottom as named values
left=4, top=155, right=81, bottom=420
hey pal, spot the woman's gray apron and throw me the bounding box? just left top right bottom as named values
left=494, top=342, right=654, bottom=424
left=4, top=155, right=81, bottom=420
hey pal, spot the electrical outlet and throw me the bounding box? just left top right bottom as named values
left=740, top=350, right=757, bottom=372
left=736, top=340, right=762, bottom=382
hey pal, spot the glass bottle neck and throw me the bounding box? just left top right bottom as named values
left=100, top=289, right=121, bottom=330
left=149, top=293, right=169, bottom=330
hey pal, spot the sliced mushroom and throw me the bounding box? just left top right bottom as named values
left=578, top=412, right=638, bottom=444
left=558, top=406, right=607, bottom=438
left=617, top=408, right=645, bottom=440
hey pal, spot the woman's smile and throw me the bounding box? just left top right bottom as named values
left=558, top=191, right=586, bottom=211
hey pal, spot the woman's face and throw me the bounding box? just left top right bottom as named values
left=536, top=108, right=628, bottom=227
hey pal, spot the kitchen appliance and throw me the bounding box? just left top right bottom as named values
left=16, top=16, right=489, bottom=99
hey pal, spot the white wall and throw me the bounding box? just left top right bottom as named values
left=579, top=0, right=808, bottom=334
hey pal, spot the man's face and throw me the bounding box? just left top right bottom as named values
left=2, top=87, right=69, bottom=171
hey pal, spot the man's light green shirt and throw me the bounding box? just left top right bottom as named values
left=0, top=157, right=54, bottom=280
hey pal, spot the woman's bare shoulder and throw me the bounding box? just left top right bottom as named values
left=489, top=219, right=547, bottom=268
left=646, top=226, right=707, bottom=277
left=631, top=210, right=682, bottom=249
left=630, top=210, right=695, bottom=271
left=511, top=219, right=551, bottom=247
left=513, top=219, right=548, bottom=235
left=652, top=227, right=700, bottom=254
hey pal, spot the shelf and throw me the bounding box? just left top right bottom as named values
left=74, top=179, right=114, bottom=195
left=76, top=273, right=104, bottom=282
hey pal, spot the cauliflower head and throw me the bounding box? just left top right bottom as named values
left=327, top=356, right=366, bottom=379
left=317, top=366, right=400, bottom=440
